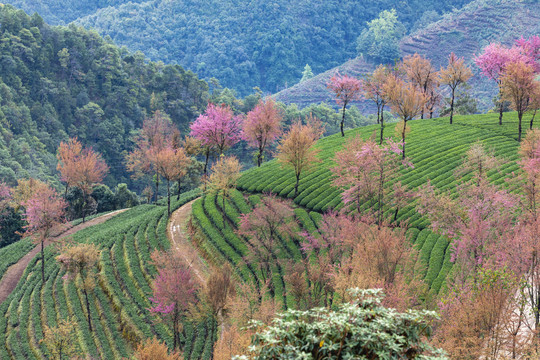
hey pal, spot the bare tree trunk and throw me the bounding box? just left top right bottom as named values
left=499, top=99, right=504, bottom=126
left=449, top=88, right=455, bottom=125
left=340, top=103, right=346, bottom=137
left=402, top=120, right=408, bottom=160
left=204, top=150, right=210, bottom=175
left=155, top=172, right=159, bottom=204
left=294, top=173, right=300, bottom=197
left=82, top=192, right=87, bottom=223
left=257, top=151, right=263, bottom=167
left=173, top=308, right=179, bottom=350
left=531, top=109, right=537, bottom=130
left=41, top=238, right=45, bottom=285
left=379, top=104, right=385, bottom=145
left=167, top=179, right=171, bottom=216
left=83, top=287, right=93, bottom=332
left=519, top=112, right=523, bottom=142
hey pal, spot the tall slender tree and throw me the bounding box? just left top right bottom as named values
left=276, top=116, right=323, bottom=197
left=475, top=44, right=529, bottom=125
left=500, top=60, right=540, bottom=141
left=361, top=65, right=391, bottom=144
left=206, top=156, right=242, bottom=212
left=327, top=74, right=361, bottom=137
left=190, top=103, right=243, bottom=175
left=402, top=53, right=438, bottom=119
left=237, top=195, right=297, bottom=296
left=149, top=250, right=198, bottom=351
left=126, top=111, right=175, bottom=203
left=439, top=53, right=473, bottom=125
left=56, top=243, right=101, bottom=332
left=242, top=98, right=282, bottom=167
left=23, top=185, right=67, bottom=283
left=384, top=76, right=428, bottom=159
left=331, top=136, right=409, bottom=226
left=155, top=144, right=191, bottom=216
left=57, top=138, right=108, bottom=222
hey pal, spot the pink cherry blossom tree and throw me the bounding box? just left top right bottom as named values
left=475, top=43, right=531, bottom=125
left=416, top=143, right=517, bottom=280
left=237, top=194, right=297, bottom=297
left=190, top=103, right=243, bottom=175
left=331, top=135, right=412, bottom=227
left=23, top=185, right=67, bottom=283
left=149, top=250, right=198, bottom=351
left=327, top=74, right=361, bottom=137
left=516, top=35, right=540, bottom=72
left=242, top=98, right=282, bottom=167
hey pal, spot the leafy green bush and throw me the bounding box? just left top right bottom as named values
left=238, top=289, right=446, bottom=359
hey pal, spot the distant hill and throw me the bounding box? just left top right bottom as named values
left=2, top=0, right=472, bottom=96
left=274, top=0, right=540, bottom=112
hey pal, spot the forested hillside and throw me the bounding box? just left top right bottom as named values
left=3, top=0, right=471, bottom=95
left=275, top=0, right=540, bottom=111
left=0, top=4, right=207, bottom=188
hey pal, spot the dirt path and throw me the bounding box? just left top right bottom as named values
left=0, top=209, right=127, bottom=305
left=167, top=198, right=209, bottom=284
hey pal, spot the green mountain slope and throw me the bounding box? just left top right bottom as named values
left=274, top=0, right=540, bottom=111
left=0, top=4, right=208, bottom=188
left=3, top=0, right=472, bottom=96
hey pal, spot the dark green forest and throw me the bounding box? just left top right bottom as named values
left=0, top=4, right=208, bottom=189
left=3, top=0, right=472, bottom=95
left=0, top=3, right=381, bottom=201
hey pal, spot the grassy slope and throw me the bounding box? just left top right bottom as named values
left=239, top=112, right=521, bottom=220
left=192, top=112, right=525, bottom=300
left=274, top=0, right=540, bottom=111
left=0, top=190, right=219, bottom=360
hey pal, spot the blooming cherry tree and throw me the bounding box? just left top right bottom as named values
left=327, top=74, right=361, bottom=137
left=149, top=250, right=198, bottom=351
left=475, top=43, right=530, bottom=125
left=23, top=185, right=67, bottom=283
left=190, top=103, right=243, bottom=174
left=331, top=136, right=410, bottom=226
left=242, top=98, right=282, bottom=167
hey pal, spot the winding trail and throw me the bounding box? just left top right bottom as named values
left=0, top=209, right=127, bottom=305
left=167, top=198, right=209, bottom=284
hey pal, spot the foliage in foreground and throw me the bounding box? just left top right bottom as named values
left=236, top=289, right=446, bottom=360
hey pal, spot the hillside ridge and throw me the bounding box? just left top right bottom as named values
left=274, top=0, right=540, bottom=112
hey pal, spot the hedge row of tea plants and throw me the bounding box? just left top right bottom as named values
left=0, top=189, right=215, bottom=359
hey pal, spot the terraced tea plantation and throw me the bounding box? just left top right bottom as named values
left=0, top=190, right=218, bottom=360
left=238, top=113, right=521, bottom=228
left=190, top=113, right=527, bottom=305
left=0, top=112, right=530, bottom=357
